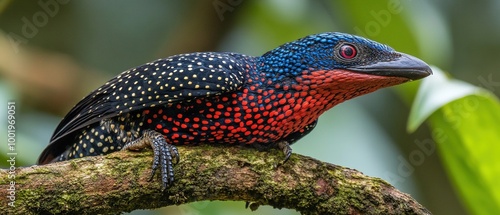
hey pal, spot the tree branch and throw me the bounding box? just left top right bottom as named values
left=0, top=145, right=431, bottom=214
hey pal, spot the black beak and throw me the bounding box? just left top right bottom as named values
left=348, top=52, right=433, bottom=80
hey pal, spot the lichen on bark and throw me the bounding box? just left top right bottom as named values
left=0, top=145, right=431, bottom=215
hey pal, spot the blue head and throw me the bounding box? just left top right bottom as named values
left=257, top=32, right=431, bottom=83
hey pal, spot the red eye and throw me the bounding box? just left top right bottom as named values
left=339, top=44, right=357, bottom=59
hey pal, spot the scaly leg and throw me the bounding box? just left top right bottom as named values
left=277, top=140, right=292, bottom=164
left=122, top=130, right=179, bottom=190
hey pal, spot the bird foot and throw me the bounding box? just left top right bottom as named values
left=277, top=140, right=292, bottom=166
left=122, top=130, right=179, bottom=190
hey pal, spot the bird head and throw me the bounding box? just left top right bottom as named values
left=258, top=32, right=432, bottom=105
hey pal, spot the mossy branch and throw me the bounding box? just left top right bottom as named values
left=0, top=145, right=431, bottom=214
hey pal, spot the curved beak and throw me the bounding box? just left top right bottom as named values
left=348, top=52, right=433, bottom=80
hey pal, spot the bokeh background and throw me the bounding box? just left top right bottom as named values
left=1, top=1, right=499, bottom=214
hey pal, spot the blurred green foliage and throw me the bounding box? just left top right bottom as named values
left=410, top=67, right=500, bottom=215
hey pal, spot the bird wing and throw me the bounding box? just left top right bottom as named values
left=39, top=52, right=250, bottom=164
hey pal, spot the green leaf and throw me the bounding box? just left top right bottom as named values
left=408, top=66, right=500, bottom=215
left=407, top=66, right=483, bottom=132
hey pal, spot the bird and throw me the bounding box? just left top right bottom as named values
left=37, top=32, right=432, bottom=189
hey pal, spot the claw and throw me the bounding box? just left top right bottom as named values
left=277, top=140, right=292, bottom=165
left=122, top=130, right=179, bottom=190
left=170, top=145, right=180, bottom=164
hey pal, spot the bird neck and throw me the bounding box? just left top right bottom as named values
left=256, top=42, right=313, bottom=84
left=256, top=69, right=410, bottom=135
left=292, top=69, right=410, bottom=111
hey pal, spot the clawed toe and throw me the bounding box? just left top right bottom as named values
left=123, top=130, right=179, bottom=190
left=277, top=141, right=292, bottom=166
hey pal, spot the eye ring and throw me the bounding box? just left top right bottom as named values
left=339, top=44, right=357, bottom=59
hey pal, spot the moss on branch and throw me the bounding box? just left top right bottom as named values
left=0, top=145, right=431, bottom=214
